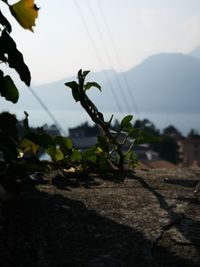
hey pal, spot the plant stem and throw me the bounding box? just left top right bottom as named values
left=78, top=71, right=124, bottom=171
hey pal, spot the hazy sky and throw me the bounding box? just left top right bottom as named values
left=2, top=0, right=200, bottom=85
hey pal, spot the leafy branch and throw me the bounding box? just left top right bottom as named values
left=65, top=70, right=157, bottom=171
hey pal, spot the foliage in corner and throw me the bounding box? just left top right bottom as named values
left=0, top=0, right=40, bottom=179
left=0, top=0, right=39, bottom=103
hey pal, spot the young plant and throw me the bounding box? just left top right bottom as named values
left=65, top=70, right=156, bottom=171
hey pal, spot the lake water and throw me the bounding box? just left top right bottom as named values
left=2, top=108, right=200, bottom=136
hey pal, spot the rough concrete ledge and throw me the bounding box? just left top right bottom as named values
left=0, top=168, right=200, bottom=267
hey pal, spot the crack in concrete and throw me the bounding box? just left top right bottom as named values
left=151, top=215, right=182, bottom=255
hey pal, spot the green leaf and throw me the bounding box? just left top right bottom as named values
left=120, top=115, right=133, bottom=129
left=54, top=148, right=64, bottom=161
left=54, top=136, right=73, bottom=153
left=46, top=145, right=64, bottom=162
left=18, top=138, right=39, bottom=156
left=83, top=148, right=97, bottom=164
left=1, top=75, right=19, bottom=103
left=46, top=145, right=55, bottom=161
left=85, top=82, right=101, bottom=91
left=70, top=149, right=82, bottom=162
left=124, top=151, right=138, bottom=167
left=65, top=138, right=73, bottom=150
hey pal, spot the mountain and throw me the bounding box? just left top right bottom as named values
left=123, top=53, right=200, bottom=112
left=1, top=52, right=200, bottom=114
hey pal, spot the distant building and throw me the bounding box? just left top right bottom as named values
left=69, top=122, right=100, bottom=138
left=42, top=124, right=61, bottom=137
left=69, top=122, right=100, bottom=150
left=133, top=144, right=159, bottom=162
left=179, top=139, right=200, bottom=167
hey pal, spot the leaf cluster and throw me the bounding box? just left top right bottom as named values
left=0, top=0, right=39, bottom=103
left=65, top=70, right=157, bottom=171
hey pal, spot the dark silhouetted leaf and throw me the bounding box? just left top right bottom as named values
left=0, top=112, right=18, bottom=141
left=128, top=128, right=141, bottom=139
left=83, top=70, right=90, bottom=78
left=27, top=133, right=54, bottom=148
left=0, top=30, right=31, bottom=86
left=97, top=136, right=109, bottom=152
left=0, top=133, right=18, bottom=162
left=65, top=81, right=80, bottom=101
left=134, top=131, right=160, bottom=145
left=1, top=75, right=19, bottom=103
left=65, top=81, right=78, bottom=90
left=85, top=82, right=101, bottom=91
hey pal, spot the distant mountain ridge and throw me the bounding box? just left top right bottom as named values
left=1, top=51, right=200, bottom=114
left=123, top=52, right=200, bottom=112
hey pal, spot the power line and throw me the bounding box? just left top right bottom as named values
left=73, top=0, right=124, bottom=114
left=29, top=87, right=67, bottom=136
left=85, top=0, right=132, bottom=114
left=96, top=0, right=140, bottom=117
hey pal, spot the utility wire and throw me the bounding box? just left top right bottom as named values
left=29, top=87, right=67, bottom=136
left=73, top=0, right=124, bottom=114
left=96, top=0, right=140, bottom=118
left=86, top=0, right=132, bottom=114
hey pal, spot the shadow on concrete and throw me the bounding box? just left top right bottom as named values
left=1, top=180, right=199, bottom=267
left=164, top=179, right=199, bottom=188
left=132, top=174, right=200, bottom=266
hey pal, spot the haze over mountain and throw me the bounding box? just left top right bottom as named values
left=1, top=50, right=200, bottom=116
left=123, top=52, right=200, bottom=113
left=189, top=45, right=200, bottom=59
